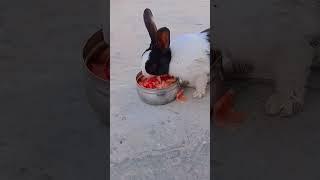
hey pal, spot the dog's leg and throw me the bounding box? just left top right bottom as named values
left=193, top=74, right=209, bottom=98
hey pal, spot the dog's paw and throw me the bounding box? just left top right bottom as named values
left=265, top=90, right=304, bottom=117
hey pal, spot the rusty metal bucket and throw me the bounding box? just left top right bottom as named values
left=82, top=29, right=109, bottom=126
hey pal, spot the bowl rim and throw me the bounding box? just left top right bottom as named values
left=84, top=42, right=109, bottom=83
left=82, top=29, right=109, bottom=83
left=85, top=58, right=108, bottom=83
left=136, top=71, right=179, bottom=92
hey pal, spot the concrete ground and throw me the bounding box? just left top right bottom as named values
left=110, top=0, right=210, bottom=179
left=0, top=0, right=107, bottom=179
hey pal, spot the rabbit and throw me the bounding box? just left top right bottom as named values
left=212, top=0, right=320, bottom=117
left=141, top=8, right=210, bottom=98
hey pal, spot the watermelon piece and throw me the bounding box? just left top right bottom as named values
left=214, top=89, right=247, bottom=127
left=138, top=74, right=176, bottom=89
left=176, top=89, right=187, bottom=103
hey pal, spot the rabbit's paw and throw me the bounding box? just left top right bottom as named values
left=265, top=90, right=304, bottom=117
left=193, top=89, right=206, bottom=98
left=193, top=74, right=208, bottom=98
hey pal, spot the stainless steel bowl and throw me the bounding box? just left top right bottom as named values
left=82, top=29, right=109, bottom=126
left=136, top=71, right=180, bottom=105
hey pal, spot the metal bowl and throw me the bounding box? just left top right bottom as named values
left=82, top=29, right=109, bottom=126
left=136, top=71, right=180, bottom=105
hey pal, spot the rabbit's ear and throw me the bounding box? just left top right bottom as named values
left=143, top=8, right=157, bottom=44
left=156, top=27, right=170, bottom=50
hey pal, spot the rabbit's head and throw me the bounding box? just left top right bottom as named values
left=141, top=8, right=172, bottom=76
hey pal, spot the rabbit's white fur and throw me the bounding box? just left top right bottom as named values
left=142, top=32, right=210, bottom=98
left=213, top=0, right=320, bottom=116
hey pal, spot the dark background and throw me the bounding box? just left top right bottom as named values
left=0, top=0, right=109, bottom=179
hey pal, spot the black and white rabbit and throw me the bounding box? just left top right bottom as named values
left=141, top=8, right=210, bottom=98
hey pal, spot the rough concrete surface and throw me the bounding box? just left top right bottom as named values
left=0, top=0, right=107, bottom=179
left=110, top=0, right=210, bottom=179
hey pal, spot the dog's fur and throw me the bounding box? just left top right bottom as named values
left=212, top=0, right=320, bottom=116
